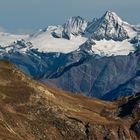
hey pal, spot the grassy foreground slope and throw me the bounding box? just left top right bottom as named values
left=0, top=61, right=140, bottom=140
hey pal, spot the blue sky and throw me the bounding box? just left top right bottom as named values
left=0, top=0, right=139, bottom=33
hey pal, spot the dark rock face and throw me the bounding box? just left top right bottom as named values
left=132, top=121, right=140, bottom=137
left=43, top=49, right=140, bottom=100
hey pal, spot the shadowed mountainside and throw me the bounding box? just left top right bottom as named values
left=0, top=60, right=140, bottom=140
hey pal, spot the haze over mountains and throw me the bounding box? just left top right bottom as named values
left=0, top=11, right=140, bottom=100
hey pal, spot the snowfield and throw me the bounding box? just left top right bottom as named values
left=0, top=32, right=28, bottom=46
left=92, top=39, right=136, bottom=56
left=30, top=31, right=87, bottom=53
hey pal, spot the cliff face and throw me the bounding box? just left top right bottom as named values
left=0, top=60, right=140, bottom=140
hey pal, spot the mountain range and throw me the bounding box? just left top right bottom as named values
left=0, top=11, right=140, bottom=100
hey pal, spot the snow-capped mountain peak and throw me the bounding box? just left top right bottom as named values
left=52, top=16, right=88, bottom=40
left=86, top=11, right=136, bottom=41
left=102, top=11, right=123, bottom=24
left=63, top=16, right=88, bottom=39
